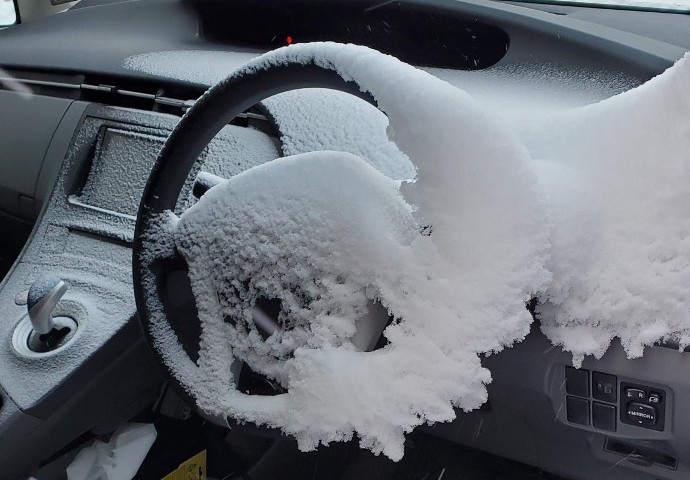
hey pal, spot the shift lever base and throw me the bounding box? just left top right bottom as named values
left=13, top=313, right=79, bottom=357
left=27, top=316, right=77, bottom=353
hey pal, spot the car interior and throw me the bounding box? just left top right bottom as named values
left=0, top=0, right=689, bottom=479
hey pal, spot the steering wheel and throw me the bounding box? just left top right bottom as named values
left=132, top=44, right=386, bottom=424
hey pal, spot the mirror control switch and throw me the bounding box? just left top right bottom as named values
left=626, top=402, right=656, bottom=426
left=625, top=388, right=646, bottom=401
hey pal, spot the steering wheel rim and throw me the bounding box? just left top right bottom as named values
left=132, top=47, right=383, bottom=423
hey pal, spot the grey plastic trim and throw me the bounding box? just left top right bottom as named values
left=0, top=90, right=72, bottom=219
left=35, top=101, right=89, bottom=215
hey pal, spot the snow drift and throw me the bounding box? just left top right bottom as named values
left=173, top=43, right=550, bottom=460
left=528, top=52, right=690, bottom=366
left=129, top=42, right=690, bottom=459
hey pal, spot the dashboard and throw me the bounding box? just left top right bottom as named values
left=0, top=0, right=689, bottom=479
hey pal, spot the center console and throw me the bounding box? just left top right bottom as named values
left=0, top=100, right=280, bottom=479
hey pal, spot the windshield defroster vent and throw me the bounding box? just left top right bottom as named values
left=0, top=68, right=202, bottom=115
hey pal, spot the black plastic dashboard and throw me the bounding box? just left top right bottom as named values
left=192, top=0, right=511, bottom=69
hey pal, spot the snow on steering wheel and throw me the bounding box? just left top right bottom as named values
left=132, top=42, right=549, bottom=460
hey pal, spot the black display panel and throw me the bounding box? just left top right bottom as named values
left=193, top=0, right=510, bottom=70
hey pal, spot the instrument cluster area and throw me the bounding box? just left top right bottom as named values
left=193, top=0, right=510, bottom=70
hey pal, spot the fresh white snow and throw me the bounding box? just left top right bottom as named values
left=528, top=52, right=690, bottom=366
left=125, top=50, right=259, bottom=86
left=262, top=90, right=415, bottom=181
left=172, top=43, right=549, bottom=460
left=128, top=42, right=690, bottom=458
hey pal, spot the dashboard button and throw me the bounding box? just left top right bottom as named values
left=626, top=402, right=656, bottom=426
left=566, top=396, right=590, bottom=426
left=592, top=372, right=617, bottom=403
left=625, top=388, right=646, bottom=401
left=565, top=367, right=589, bottom=397
left=592, top=402, right=617, bottom=432
left=648, top=393, right=661, bottom=404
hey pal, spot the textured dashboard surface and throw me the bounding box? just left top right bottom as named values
left=0, top=103, right=280, bottom=410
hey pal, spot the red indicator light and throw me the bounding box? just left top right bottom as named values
left=286, top=36, right=294, bottom=45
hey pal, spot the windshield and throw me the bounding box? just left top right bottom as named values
left=514, top=0, right=690, bottom=12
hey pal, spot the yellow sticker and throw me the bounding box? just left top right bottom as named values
left=161, top=449, right=207, bottom=480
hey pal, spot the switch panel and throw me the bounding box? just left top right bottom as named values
left=562, top=367, right=671, bottom=434
left=626, top=402, right=656, bottom=427
left=620, top=382, right=666, bottom=431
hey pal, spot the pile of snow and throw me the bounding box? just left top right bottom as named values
left=173, top=43, right=550, bottom=460
left=262, top=90, right=415, bottom=181
left=528, top=52, right=690, bottom=365
left=130, top=40, right=690, bottom=458
left=429, top=63, right=638, bottom=127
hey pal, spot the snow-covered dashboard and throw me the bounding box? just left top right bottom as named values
left=0, top=101, right=277, bottom=401
left=0, top=101, right=282, bottom=478
left=1, top=73, right=690, bottom=480
left=1, top=0, right=690, bottom=478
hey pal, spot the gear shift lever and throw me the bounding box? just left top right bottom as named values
left=11, top=277, right=78, bottom=355
left=28, top=277, right=68, bottom=335
left=25, top=277, right=80, bottom=354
